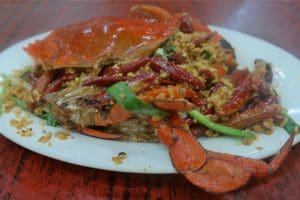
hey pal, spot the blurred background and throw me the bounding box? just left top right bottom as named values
left=0, top=0, right=299, bottom=58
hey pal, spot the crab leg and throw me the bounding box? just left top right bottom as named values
left=78, top=127, right=121, bottom=139
left=94, top=104, right=132, bottom=126
left=138, top=85, right=199, bottom=111
left=207, top=133, right=295, bottom=177
left=151, top=111, right=295, bottom=193
left=184, top=158, right=251, bottom=193
left=150, top=113, right=207, bottom=174
left=153, top=99, right=194, bottom=112
left=154, top=118, right=249, bottom=192
left=152, top=113, right=250, bottom=193
left=184, top=133, right=295, bottom=193
left=138, top=85, right=198, bottom=103
left=156, top=125, right=207, bottom=172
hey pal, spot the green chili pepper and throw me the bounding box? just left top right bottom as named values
left=281, top=111, right=299, bottom=135
left=107, top=81, right=168, bottom=117
left=188, top=110, right=255, bottom=138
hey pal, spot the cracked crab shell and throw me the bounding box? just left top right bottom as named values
left=24, top=16, right=177, bottom=70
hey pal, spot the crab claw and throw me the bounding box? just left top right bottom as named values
left=150, top=111, right=295, bottom=193
left=185, top=133, right=295, bottom=193
left=156, top=126, right=207, bottom=172
left=150, top=113, right=207, bottom=173
left=184, top=158, right=251, bottom=193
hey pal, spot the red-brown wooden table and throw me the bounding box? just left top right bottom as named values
left=0, top=1, right=300, bottom=199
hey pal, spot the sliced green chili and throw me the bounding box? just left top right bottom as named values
left=188, top=109, right=255, bottom=138
left=107, top=81, right=168, bottom=117
left=281, top=111, right=299, bottom=135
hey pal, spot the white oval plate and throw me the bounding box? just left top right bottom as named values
left=0, top=26, right=299, bottom=174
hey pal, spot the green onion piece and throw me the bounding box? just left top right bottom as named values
left=154, top=48, right=167, bottom=58
left=40, top=111, right=58, bottom=127
left=164, top=36, right=175, bottom=54
left=12, top=96, right=58, bottom=127
left=13, top=96, right=29, bottom=111
left=107, top=81, right=168, bottom=117
left=154, top=36, right=175, bottom=59
left=188, top=110, right=255, bottom=138
left=281, top=111, right=299, bottom=134
left=200, top=50, right=212, bottom=60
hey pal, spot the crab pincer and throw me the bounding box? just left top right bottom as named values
left=149, top=113, right=207, bottom=172
left=190, top=132, right=295, bottom=193
left=150, top=110, right=295, bottom=193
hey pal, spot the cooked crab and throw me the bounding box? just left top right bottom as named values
left=18, top=5, right=295, bottom=193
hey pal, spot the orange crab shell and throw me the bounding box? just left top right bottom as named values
left=24, top=16, right=178, bottom=70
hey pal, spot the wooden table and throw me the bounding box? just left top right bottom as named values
left=0, top=1, right=299, bottom=199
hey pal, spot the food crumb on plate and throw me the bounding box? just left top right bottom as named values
left=13, top=107, right=22, bottom=117
left=17, top=128, right=33, bottom=137
left=255, top=146, right=263, bottom=151
left=112, top=152, right=127, bottom=165
left=55, top=131, right=71, bottom=140
left=10, top=117, right=33, bottom=129
left=39, top=131, right=53, bottom=144
left=242, top=137, right=253, bottom=145
left=39, top=120, right=47, bottom=127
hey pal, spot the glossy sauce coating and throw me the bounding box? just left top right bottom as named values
left=25, top=17, right=176, bottom=69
